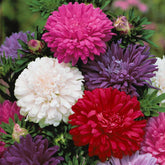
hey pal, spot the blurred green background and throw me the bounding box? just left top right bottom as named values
left=0, top=0, right=165, bottom=56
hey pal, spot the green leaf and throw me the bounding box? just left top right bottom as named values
left=152, top=93, right=165, bottom=103
left=156, top=107, right=165, bottom=112
left=18, top=39, right=28, bottom=50
left=100, top=0, right=111, bottom=10
left=140, top=89, right=165, bottom=117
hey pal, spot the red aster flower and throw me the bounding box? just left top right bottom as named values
left=69, top=87, right=146, bottom=162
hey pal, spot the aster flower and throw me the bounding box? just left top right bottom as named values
left=108, top=151, right=157, bottom=165
left=113, top=0, right=148, bottom=12
left=69, top=87, right=146, bottom=161
left=152, top=56, right=165, bottom=96
left=0, top=31, right=32, bottom=60
left=79, top=42, right=158, bottom=97
left=42, top=2, right=114, bottom=65
left=14, top=57, right=84, bottom=127
left=0, top=134, right=64, bottom=164
left=0, top=138, right=5, bottom=158
left=0, top=100, right=23, bottom=157
left=141, top=112, right=165, bottom=164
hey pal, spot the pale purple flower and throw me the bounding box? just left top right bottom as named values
left=96, top=151, right=157, bottom=165
left=110, top=151, right=157, bottom=165
left=0, top=31, right=33, bottom=59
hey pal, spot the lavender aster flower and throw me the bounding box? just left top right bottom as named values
left=0, top=134, right=64, bottom=165
left=0, top=31, right=32, bottom=59
left=109, top=151, right=157, bottom=165
left=79, top=42, right=158, bottom=97
left=96, top=151, right=157, bottom=165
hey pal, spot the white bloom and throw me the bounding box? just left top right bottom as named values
left=152, top=56, right=165, bottom=96
left=14, top=57, right=84, bottom=127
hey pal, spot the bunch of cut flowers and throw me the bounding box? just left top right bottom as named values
left=0, top=0, right=165, bottom=164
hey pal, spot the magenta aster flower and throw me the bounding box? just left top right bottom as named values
left=0, top=31, right=32, bottom=59
left=42, top=2, right=114, bottom=65
left=141, top=112, right=165, bottom=164
left=79, top=42, right=158, bottom=97
left=0, top=100, right=23, bottom=157
left=0, top=139, right=5, bottom=158
left=0, top=134, right=64, bottom=164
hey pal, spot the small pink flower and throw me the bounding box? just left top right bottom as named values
left=127, top=0, right=139, bottom=5
left=141, top=112, right=165, bottom=164
left=42, top=2, right=114, bottom=65
left=114, top=0, right=148, bottom=13
left=0, top=100, right=23, bottom=157
left=113, top=1, right=129, bottom=10
left=138, top=3, right=148, bottom=12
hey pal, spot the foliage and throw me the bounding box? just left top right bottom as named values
left=0, top=114, right=41, bottom=147
left=140, top=89, right=165, bottom=117
left=41, top=122, right=98, bottom=165
left=27, top=0, right=66, bottom=19
left=107, top=9, right=156, bottom=48
left=27, top=0, right=113, bottom=19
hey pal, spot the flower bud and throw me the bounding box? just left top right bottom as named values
left=28, top=39, right=44, bottom=53
left=114, top=16, right=131, bottom=34
left=12, top=124, right=28, bottom=142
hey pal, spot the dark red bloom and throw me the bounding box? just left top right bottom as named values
left=69, top=87, right=146, bottom=162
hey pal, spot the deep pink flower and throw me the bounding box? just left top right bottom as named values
left=42, top=2, right=114, bottom=65
left=141, top=112, right=165, bottom=164
left=0, top=100, right=23, bottom=157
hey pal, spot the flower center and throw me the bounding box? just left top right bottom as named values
left=33, top=75, right=63, bottom=106
left=112, top=59, right=122, bottom=74
left=97, top=112, right=122, bottom=134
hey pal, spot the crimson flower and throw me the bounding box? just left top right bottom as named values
left=69, top=87, right=146, bottom=162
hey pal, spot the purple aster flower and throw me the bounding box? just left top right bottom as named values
left=79, top=42, right=158, bottom=97
left=0, top=134, right=64, bottom=165
left=0, top=31, right=33, bottom=60
left=96, top=151, right=157, bottom=165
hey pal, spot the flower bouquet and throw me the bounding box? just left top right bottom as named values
left=0, top=0, right=165, bottom=164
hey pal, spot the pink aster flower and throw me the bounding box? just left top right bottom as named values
left=42, top=2, right=114, bottom=65
left=114, top=0, right=148, bottom=12
left=0, top=100, right=23, bottom=157
left=113, top=1, right=129, bottom=10
left=141, top=112, right=165, bottom=164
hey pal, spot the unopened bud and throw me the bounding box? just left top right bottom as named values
left=28, top=39, right=44, bottom=53
left=12, top=124, right=28, bottom=142
left=114, top=16, right=131, bottom=35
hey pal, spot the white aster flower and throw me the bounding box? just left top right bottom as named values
left=14, top=57, right=84, bottom=127
left=152, top=56, right=165, bottom=96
